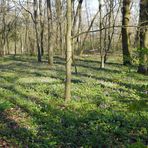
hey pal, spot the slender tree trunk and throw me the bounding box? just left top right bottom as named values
left=25, top=0, right=29, bottom=54
left=72, top=0, right=83, bottom=33
left=104, top=0, right=115, bottom=63
left=85, top=0, right=94, bottom=51
left=25, top=24, right=29, bottom=54
left=55, top=0, right=62, bottom=55
left=2, top=0, right=6, bottom=56
left=34, top=0, right=42, bottom=62
left=77, top=5, right=83, bottom=53
left=71, top=0, right=83, bottom=73
left=20, top=35, right=24, bottom=54
left=99, top=0, right=105, bottom=68
left=122, top=0, right=131, bottom=65
left=39, top=0, right=44, bottom=56
left=138, top=0, right=148, bottom=74
left=14, top=5, right=17, bottom=55
left=47, top=0, right=53, bottom=65
left=6, top=37, right=10, bottom=55
left=65, top=0, right=72, bottom=101
left=80, top=9, right=100, bottom=55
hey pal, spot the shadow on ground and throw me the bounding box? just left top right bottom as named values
left=0, top=55, right=148, bottom=147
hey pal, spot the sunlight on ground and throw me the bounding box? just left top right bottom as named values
left=17, top=77, right=60, bottom=84
left=0, top=55, right=148, bottom=147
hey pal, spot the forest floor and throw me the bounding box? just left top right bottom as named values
left=0, top=55, right=148, bottom=147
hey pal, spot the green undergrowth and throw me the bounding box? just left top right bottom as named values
left=0, top=55, right=148, bottom=147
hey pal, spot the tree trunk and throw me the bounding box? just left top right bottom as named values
left=99, top=0, right=105, bottom=68
left=14, top=5, right=17, bottom=55
left=122, top=0, right=131, bottom=65
left=6, top=37, right=10, bottom=55
left=47, top=0, right=54, bottom=65
left=65, top=0, right=72, bottom=101
left=138, top=0, right=148, bottom=74
left=20, top=35, right=24, bottom=54
left=55, top=0, right=63, bottom=55
left=34, top=0, right=42, bottom=62
left=25, top=0, right=29, bottom=54
left=2, top=0, right=6, bottom=56
left=80, top=9, right=100, bottom=55
left=39, top=0, right=44, bottom=56
left=104, top=0, right=117, bottom=63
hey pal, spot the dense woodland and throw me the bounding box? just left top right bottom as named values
left=0, top=0, right=148, bottom=147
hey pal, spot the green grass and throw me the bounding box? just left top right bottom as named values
left=0, top=55, right=148, bottom=147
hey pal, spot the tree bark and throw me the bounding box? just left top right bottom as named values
left=122, top=0, right=131, bottom=65
left=55, top=0, right=64, bottom=55
left=34, top=0, right=42, bottom=62
left=1, top=0, right=6, bottom=56
left=47, top=0, right=54, bottom=65
left=65, top=0, right=72, bottom=101
left=99, top=0, right=105, bottom=68
left=14, top=4, right=17, bottom=55
left=25, top=0, right=29, bottom=54
left=39, top=0, right=44, bottom=56
left=138, top=0, right=148, bottom=74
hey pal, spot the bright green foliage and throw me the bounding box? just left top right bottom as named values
left=0, top=101, right=13, bottom=112
left=0, top=55, right=148, bottom=147
left=128, top=142, right=146, bottom=148
left=137, top=48, right=148, bottom=54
